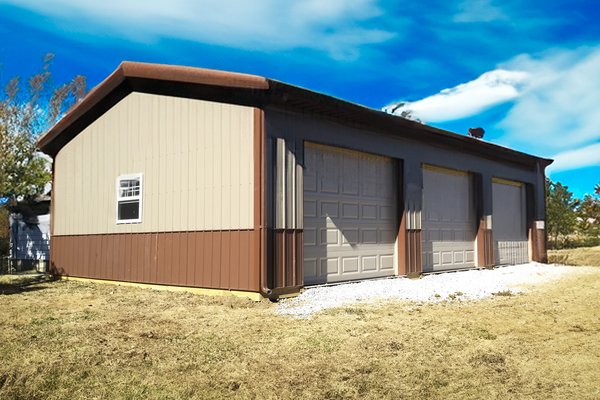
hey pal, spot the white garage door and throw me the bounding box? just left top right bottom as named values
left=422, top=166, right=475, bottom=272
left=303, top=143, right=397, bottom=285
left=492, top=180, right=528, bottom=265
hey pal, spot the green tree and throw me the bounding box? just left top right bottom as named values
left=577, top=182, right=600, bottom=240
left=545, top=178, right=578, bottom=248
left=0, top=53, right=86, bottom=204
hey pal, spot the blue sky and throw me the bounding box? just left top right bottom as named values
left=1, top=0, right=599, bottom=197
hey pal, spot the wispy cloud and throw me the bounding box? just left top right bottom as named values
left=548, top=142, right=600, bottom=173
left=383, top=69, right=528, bottom=123
left=1, top=0, right=395, bottom=60
left=453, top=0, right=507, bottom=23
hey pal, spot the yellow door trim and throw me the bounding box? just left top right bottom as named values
left=423, top=164, right=469, bottom=176
left=492, top=177, right=524, bottom=187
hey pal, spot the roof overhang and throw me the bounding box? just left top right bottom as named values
left=37, top=61, right=553, bottom=169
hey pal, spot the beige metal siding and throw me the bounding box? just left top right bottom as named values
left=53, top=92, right=254, bottom=235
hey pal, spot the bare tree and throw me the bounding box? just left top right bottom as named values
left=0, top=53, right=86, bottom=205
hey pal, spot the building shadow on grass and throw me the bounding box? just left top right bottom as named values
left=0, top=274, right=57, bottom=295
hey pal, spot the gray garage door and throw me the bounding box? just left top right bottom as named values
left=492, top=180, right=529, bottom=265
left=422, top=166, right=475, bottom=272
left=303, top=143, right=397, bottom=285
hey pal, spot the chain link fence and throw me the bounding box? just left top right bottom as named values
left=1, top=256, right=48, bottom=275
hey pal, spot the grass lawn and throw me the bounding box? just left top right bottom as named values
left=548, top=245, right=600, bottom=266
left=1, top=266, right=599, bottom=399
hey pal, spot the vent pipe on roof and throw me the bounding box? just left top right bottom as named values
left=468, top=127, right=485, bottom=139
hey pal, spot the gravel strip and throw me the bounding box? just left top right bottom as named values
left=276, top=263, right=597, bottom=318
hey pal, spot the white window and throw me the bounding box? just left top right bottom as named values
left=116, top=174, right=143, bottom=224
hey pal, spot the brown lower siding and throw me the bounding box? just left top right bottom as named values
left=398, top=229, right=423, bottom=275
left=271, top=229, right=303, bottom=289
left=476, top=224, right=495, bottom=267
left=529, top=227, right=548, bottom=263
left=51, top=230, right=260, bottom=292
left=397, top=205, right=423, bottom=276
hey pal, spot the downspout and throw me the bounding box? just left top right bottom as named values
left=260, top=233, right=272, bottom=297
left=257, top=108, right=273, bottom=299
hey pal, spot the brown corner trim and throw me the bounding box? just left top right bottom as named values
left=254, top=108, right=273, bottom=298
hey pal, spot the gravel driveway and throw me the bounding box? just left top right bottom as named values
left=276, top=262, right=597, bottom=317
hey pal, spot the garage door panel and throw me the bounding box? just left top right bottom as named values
left=321, top=152, right=340, bottom=194
left=381, top=255, right=394, bottom=270
left=304, top=143, right=397, bottom=285
left=304, top=200, right=317, bottom=217
left=380, top=229, right=396, bottom=243
left=322, top=258, right=339, bottom=275
left=493, top=181, right=528, bottom=265
left=304, top=258, right=318, bottom=277
left=341, top=228, right=359, bottom=244
left=441, top=252, right=453, bottom=265
left=360, top=229, right=377, bottom=244
left=343, top=257, right=359, bottom=273
left=321, top=228, right=339, bottom=245
left=360, top=204, right=377, bottom=219
left=320, top=202, right=338, bottom=218
left=342, top=155, right=359, bottom=195
left=380, top=163, right=396, bottom=199
left=359, top=162, right=377, bottom=197
left=466, top=250, right=474, bottom=262
left=304, top=150, right=319, bottom=192
left=422, top=168, right=475, bottom=272
left=304, top=228, right=317, bottom=246
left=342, top=203, right=359, bottom=219
left=426, top=240, right=474, bottom=267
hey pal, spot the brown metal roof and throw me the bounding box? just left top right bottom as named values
left=37, top=61, right=552, bottom=168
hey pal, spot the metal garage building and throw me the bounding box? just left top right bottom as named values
left=38, top=62, right=552, bottom=299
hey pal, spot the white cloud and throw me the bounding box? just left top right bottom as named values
left=384, top=46, right=600, bottom=172
left=453, top=0, right=507, bottom=23
left=1, top=0, right=395, bottom=60
left=383, top=69, right=529, bottom=123
left=498, top=47, right=600, bottom=151
left=547, top=143, right=600, bottom=173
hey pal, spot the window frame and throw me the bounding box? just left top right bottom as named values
left=116, top=173, right=143, bottom=224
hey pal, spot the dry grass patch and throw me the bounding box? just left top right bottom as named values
left=548, top=246, right=600, bottom=266
left=1, top=269, right=599, bottom=399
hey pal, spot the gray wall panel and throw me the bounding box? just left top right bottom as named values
left=265, top=108, right=540, bottom=190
